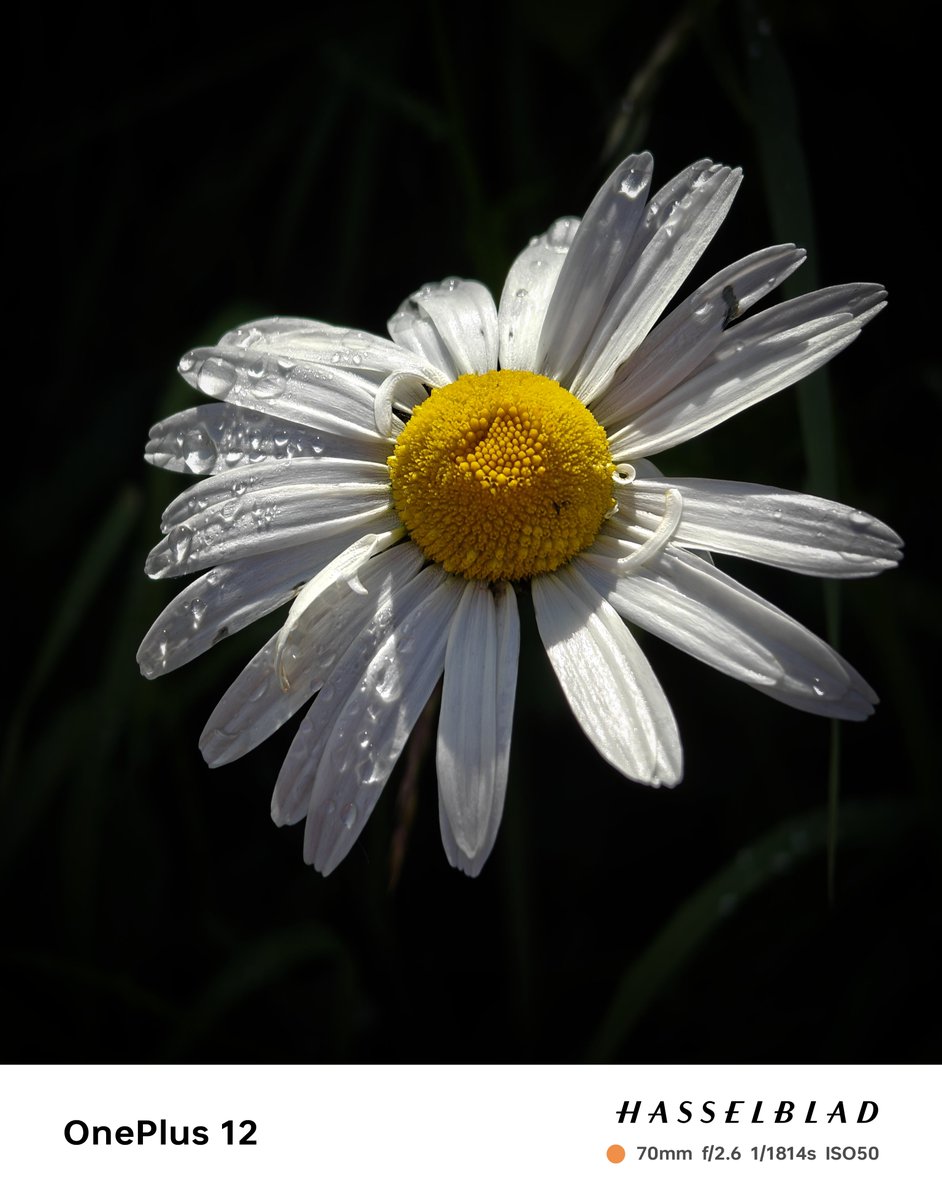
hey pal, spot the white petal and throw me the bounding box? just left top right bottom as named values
left=608, top=283, right=887, bottom=459
left=218, top=315, right=450, bottom=388
left=145, top=403, right=389, bottom=476
left=136, top=514, right=397, bottom=678
left=371, top=371, right=429, bottom=437
left=625, top=477, right=903, bottom=577
left=199, top=542, right=424, bottom=766
left=531, top=566, right=682, bottom=786
left=436, top=580, right=520, bottom=875
left=436, top=581, right=497, bottom=861
left=579, top=486, right=684, bottom=576
left=581, top=545, right=878, bottom=718
left=537, top=153, right=654, bottom=383
left=388, top=278, right=498, bottom=378
left=146, top=485, right=395, bottom=579
left=160, top=456, right=389, bottom=532
left=271, top=568, right=465, bottom=875
left=178, top=345, right=387, bottom=442
left=571, top=164, right=742, bottom=401
left=272, top=526, right=406, bottom=688
left=497, top=217, right=580, bottom=370
left=590, top=244, right=806, bottom=429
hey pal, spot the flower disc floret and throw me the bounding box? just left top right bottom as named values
left=388, top=370, right=615, bottom=582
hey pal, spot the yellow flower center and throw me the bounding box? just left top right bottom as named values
left=387, top=370, right=615, bottom=582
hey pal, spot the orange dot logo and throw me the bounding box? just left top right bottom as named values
left=607, top=1144, right=626, bottom=1163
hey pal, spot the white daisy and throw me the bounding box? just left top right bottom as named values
left=139, top=152, right=901, bottom=877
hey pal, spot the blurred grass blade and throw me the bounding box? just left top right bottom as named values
left=741, top=1, right=843, bottom=897
left=741, top=0, right=838, bottom=507
left=1, top=485, right=141, bottom=797
left=600, top=5, right=695, bottom=163
left=601, top=0, right=719, bottom=165
left=587, top=802, right=908, bottom=1062
left=163, top=924, right=346, bottom=1058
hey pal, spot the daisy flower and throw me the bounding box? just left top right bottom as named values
left=139, top=153, right=901, bottom=877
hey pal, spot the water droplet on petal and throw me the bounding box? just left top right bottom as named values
left=188, top=598, right=206, bottom=629
left=197, top=358, right=237, bottom=399
left=182, top=427, right=216, bottom=472
left=619, top=167, right=648, bottom=199
left=169, top=525, right=194, bottom=565
left=251, top=370, right=287, bottom=401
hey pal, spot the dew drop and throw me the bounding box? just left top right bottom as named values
left=251, top=372, right=286, bottom=401
left=341, top=803, right=358, bottom=830
left=197, top=358, right=237, bottom=399
left=182, top=427, right=215, bottom=472
left=849, top=509, right=871, bottom=528
left=188, top=598, right=206, bottom=629
left=618, top=167, right=648, bottom=199
left=374, top=658, right=402, bottom=702
left=169, top=525, right=194, bottom=565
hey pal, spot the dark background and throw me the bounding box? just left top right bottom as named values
left=5, top=0, right=937, bottom=1064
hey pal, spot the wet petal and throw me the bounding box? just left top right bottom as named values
left=624, top=477, right=903, bottom=577
left=437, top=580, right=520, bottom=875
left=271, top=568, right=464, bottom=875
left=136, top=514, right=398, bottom=678
left=608, top=283, right=886, bottom=459
left=146, top=484, right=395, bottom=579
left=218, top=315, right=448, bottom=388
left=178, top=345, right=386, bottom=442
left=571, top=164, right=742, bottom=400
left=389, top=278, right=498, bottom=378
left=590, top=244, right=805, bottom=429
left=498, top=217, right=579, bottom=370
left=582, top=545, right=878, bottom=719
left=537, top=153, right=654, bottom=383
left=145, top=403, right=389, bottom=476
left=532, top=565, right=682, bottom=786
left=200, top=542, right=424, bottom=766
